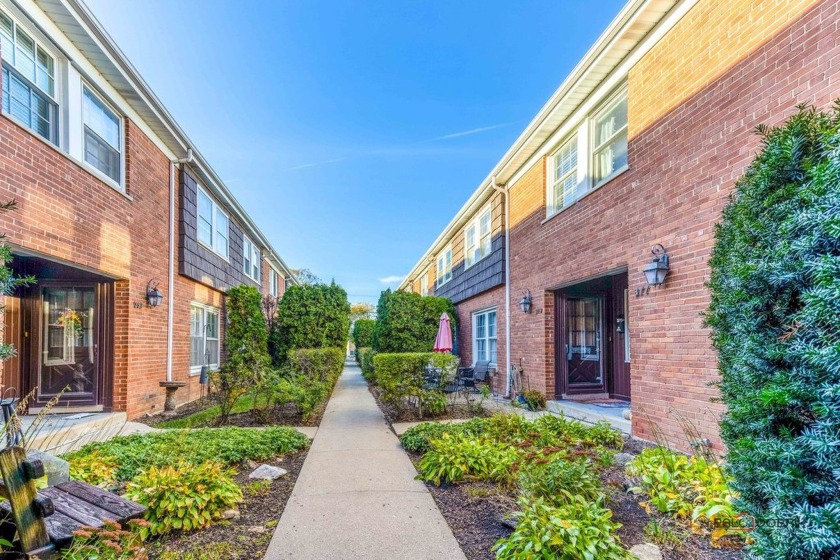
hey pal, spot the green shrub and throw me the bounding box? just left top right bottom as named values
left=519, top=389, right=546, bottom=411
left=214, top=285, right=270, bottom=423
left=352, top=319, right=375, bottom=349
left=125, top=461, right=242, bottom=537
left=64, top=427, right=308, bottom=482
left=357, top=347, right=376, bottom=379
left=68, top=450, right=119, bottom=488
left=416, top=434, right=518, bottom=486
left=373, top=289, right=456, bottom=353
left=288, top=347, right=344, bottom=384
left=518, top=458, right=603, bottom=507
left=705, top=105, right=840, bottom=559
left=371, top=352, right=458, bottom=412
left=494, top=496, right=631, bottom=560
left=399, top=418, right=485, bottom=453
left=270, top=283, right=350, bottom=366
left=532, top=415, right=623, bottom=449
left=276, top=373, right=330, bottom=420
left=58, top=519, right=147, bottom=560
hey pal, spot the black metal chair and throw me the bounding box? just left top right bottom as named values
left=458, top=360, right=490, bottom=391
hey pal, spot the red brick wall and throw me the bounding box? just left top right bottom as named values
left=453, top=284, right=506, bottom=395
left=507, top=0, right=840, bottom=451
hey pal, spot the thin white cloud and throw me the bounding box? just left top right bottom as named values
left=379, top=275, right=404, bottom=284
left=285, top=157, right=348, bottom=171
left=421, top=121, right=517, bottom=143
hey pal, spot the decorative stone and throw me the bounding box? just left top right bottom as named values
left=623, top=409, right=632, bottom=420
left=220, top=508, right=240, bottom=520
left=629, top=543, right=662, bottom=560
left=26, top=450, right=69, bottom=486
left=248, top=525, right=267, bottom=533
left=500, top=517, right=517, bottom=531
left=614, top=452, right=635, bottom=466
left=159, top=381, right=187, bottom=415
left=249, top=464, right=288, bottom=480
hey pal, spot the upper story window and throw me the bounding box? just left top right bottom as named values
left=269, top=267, right=280, bottom=297
left=465, top=205, right=492, bottom=268
left=82, top=86, right=122, bottom=184
left=420, top=275, right=428, bottom=297
left=548, top=135, right=578, bottom=214
left=1, top=10, right=57, bottom=144
left=592, top=91, right=628, bottom=184
left=197, top=186, right=229, bottom=259
left=242, top=235, right=261, bottom=282
left=436, top=246, right=452, bottom=288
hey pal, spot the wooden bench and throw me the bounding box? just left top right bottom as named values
left=0, top=446, right=145, bottom=558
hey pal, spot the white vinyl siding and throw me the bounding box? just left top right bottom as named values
left=592, top=92, right=628, bottom=184
left=1, top=9, right=57, bottom=144
left=197, top=186, right=229, bottom=258
left=242, top=235, right=260, bottom=282
left=82, top=85, right=121, bottom=184
left=473, top=309, right=497, bottom=365
left=436, top=247, right=452, bottom=288
left=190, top=304, right=220, bottom=372
left=464, top=205, right=492, bottom=268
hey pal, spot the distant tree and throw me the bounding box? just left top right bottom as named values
left=373, top=289, right=455, bottom=353
left=350, top=303, right=375, bottom=321
left=270, top=282, right=350, bottom=366
left=293, top=268, right=322, bottom=286
left=0, top=201, right=34, bottom=362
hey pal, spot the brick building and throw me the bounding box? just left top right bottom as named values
left=401, top=0, right=837, bottom=450
left=0, top=0, right=295, bottom=417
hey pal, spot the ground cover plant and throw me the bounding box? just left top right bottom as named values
left=706, top=105, right=840, bottom=559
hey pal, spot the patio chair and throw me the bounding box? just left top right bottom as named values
left=458, top=360, right=490, bottom=391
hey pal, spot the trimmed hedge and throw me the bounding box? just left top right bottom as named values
left=371, top=352, right=458, bottom=413
left=705, top=105, right=840, bottom=559
left=288, top=347, right=344, bottom=384
left=352, top=319, right=375, bottom=349
left=357, top=347, right=376, bottom=380
left=373, top=289, right=456, bottom=353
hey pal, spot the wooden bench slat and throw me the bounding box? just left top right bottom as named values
left=39, top=487, right=113, bottom=528
left=44, top=510, right=93, bottom=548
left=55, top=481, right=146, bottom=520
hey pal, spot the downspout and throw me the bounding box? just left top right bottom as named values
left=491, top=177, right=511, bottom=398
left=166, top=148, right=194, bottom=382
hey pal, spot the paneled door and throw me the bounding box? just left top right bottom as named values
left=556, top=294, right=607, bottom=396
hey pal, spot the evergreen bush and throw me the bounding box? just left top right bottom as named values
left=706, top=105, right=840, bottom=559
left=352, top=318, right=376, bottom=349
left=373, top=289, right=455, bottom=353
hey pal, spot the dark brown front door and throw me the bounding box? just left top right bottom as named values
left=25, top=281, right=112, bottom=408
left=555, top=271, right=630, bottom=401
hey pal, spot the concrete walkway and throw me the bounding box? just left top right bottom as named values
left=265, top=362, right=465, bottom=560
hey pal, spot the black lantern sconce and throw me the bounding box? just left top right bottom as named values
left=643, top=244, right=670, bottom=287
left=145, top=279, right=164, bottom=308
left=519, top=290, right=533, bottom=314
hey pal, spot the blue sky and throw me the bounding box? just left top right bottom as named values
left=85, top=0, right=626, bottom=303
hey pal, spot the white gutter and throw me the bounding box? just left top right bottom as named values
left=165, top=160, right=176, bottom=382
left=491, top=177, right=511, bottom=397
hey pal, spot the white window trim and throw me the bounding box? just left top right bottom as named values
left=543, top=85, right=628, bottom=222
left=436, top=245, right=453, bottom=288
left=546, top=134, right=579, bottom=218
left=472, top=307, right=498, bottom=366
left=420, top=275, right=428, bottom=297
left=268, top=266, right=281, bottom=297
left=464, top=204, right=492, bottom=270
left=80, top=81, right=124, bottom=191
left=196, top=184, right=230, bottom=260
left=590, top=87, right=629, bottom=189
left=190, top=302, right=220, bottom=375
left=242, top=234, right=261, bottom=282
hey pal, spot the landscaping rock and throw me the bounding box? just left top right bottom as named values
left=248, top=525, right=267, bottom=534
left=614, top=452, right=635, bottom=466
left=26, top=450, right=69, bottom=486
left=221, top=508, right=240, bottom=521
left=629, top=543, right=662, bottom=560
left=249, top=464, right=288, bottom=480
left=500, top=517, right=517, bottom=531
left=623, top=408, right=632, bottom=420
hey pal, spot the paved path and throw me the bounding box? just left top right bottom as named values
left=265, top=362, right=465, bottom=560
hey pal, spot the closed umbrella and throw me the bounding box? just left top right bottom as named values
left=433, top=313, right=453, bottom=353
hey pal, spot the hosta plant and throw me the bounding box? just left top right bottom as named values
left=124, top=461, right=242, bottom=537
left=518, top=458, right=603, bottom=507
left=416, top=434, right=518, bottom=486
left=68, top=450, right=119, bottom=488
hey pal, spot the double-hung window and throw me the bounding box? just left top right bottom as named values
left=190, top=304, right=220, bottom=372
left=83, top=86, right=122, bottom=184
left=592, top=92, right=628, bottom=184
left=465, top=205, right=492, bottom=268
left=1, top=10, right=57, bottom=144
left=242, top=235, right=260, bottom=282
left=548, top=135, right=578, bottom=214
left=269, top=268, right=280, bottom=297
left=473, top=309, right=497, bottom=364
left=420, top=275, right=428, bottom=297
left=436, top=247, right=452, bottom=288
left=197, top=186, right=229, bottom=258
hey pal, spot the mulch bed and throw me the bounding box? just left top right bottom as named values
left=138, top=398, right=326, bottom=428
left=368, top=385, right=490, bottom=424
left=408, top=438, right=745, bottom=560
left=147, top=450, right=307, bottom=559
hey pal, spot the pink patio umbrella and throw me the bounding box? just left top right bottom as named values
left=433, top=313, right=453, bottom=353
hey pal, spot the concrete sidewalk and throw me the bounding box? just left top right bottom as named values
left=265, top=362, right=465, bottom=560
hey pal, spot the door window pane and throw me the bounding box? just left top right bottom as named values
left=41, top=287, right=96, bottom=396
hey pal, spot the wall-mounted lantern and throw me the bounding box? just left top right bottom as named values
left=519, top=290, right=532, bottom=314
left=146, top=279, right=164, bottom=307
left=643, top=244, right=670, bottom=287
